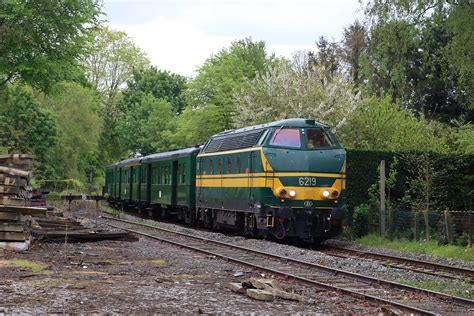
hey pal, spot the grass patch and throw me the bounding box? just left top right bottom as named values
left=137, top=259, right=167, bottom=266
left=399, top=279, right=473, bottom=299
left=0, top=259, right=47, bottom=273
left=355, top=234, right=474, bottom=261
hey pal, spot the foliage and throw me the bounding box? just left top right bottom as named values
left=187, top=38, right=275, bottom=130
left=447, top=2, right=474, bottom=110
left=39, top=82, right=102, bottom=182
left=341, top=20, right=367, bottom=86
left=0, top=85, right=58, bottom=178
left=173, top=105, right=224, bottom=147
left=355, top=234, right=474, bottom=261
left=340, top=96, right=448, bottom=152
left=83, top=26, right=150, bottom=102
left=0, top=0, right=101, bottom=91
left=120, top=67, right=187, bottom=115
left=352, top=204, right=369, bottom=237
left=233, top=55, right=359, bottom=130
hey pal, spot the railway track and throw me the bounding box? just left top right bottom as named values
left=323, top=245, right=474, bottom=284
left=100, top=215, right=474, bottom=315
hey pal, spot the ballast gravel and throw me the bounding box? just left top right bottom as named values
left=111, top=210, right=474, bottom=299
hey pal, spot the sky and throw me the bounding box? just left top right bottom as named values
left=103, top=0, right=364, bottom=77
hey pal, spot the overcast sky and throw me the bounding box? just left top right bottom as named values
left=103, top=0, right=364, bottom=77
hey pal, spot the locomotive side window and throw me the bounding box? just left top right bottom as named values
left=209, top=160, right=214, bottom=175
left=182, top=163, right=186, bottom=183
left=218, top=159, right=223, bottom=174
left=236, top=157, right=241, bottom=173
left=227, top=158, right=232, bottom=174
left=269, top=128, right=301, bottom=148
left=306, top=128, right=335, bottom=149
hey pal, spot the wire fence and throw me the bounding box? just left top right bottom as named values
left=364, top=208, right=474, bottom=247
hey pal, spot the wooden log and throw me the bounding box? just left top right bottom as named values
left=33, top=229, right=137, bottom=242
left=0, top=205, right=47, bottom=216
left=0, top=231, right=26, bottom=241
left=0, top=185, right=20, bottom=194
left=0, top=166, right=32, bottom=179
left=0, top=196, right=28, bottom=206
left=0, top=175, right=27, bottom=187
left=0, top=223, right=25, bottom=232
left=0, top=212, right=21, bottom=221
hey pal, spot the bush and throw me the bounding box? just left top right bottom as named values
left=352, top=204, right=369, bottom=238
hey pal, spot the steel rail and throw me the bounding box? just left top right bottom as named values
left=324, top=245, right=474, bottom=284
left=100, top=215, right=474, bottom=314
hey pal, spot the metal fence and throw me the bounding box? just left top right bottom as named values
left=365, top=208, right=474, bottom=247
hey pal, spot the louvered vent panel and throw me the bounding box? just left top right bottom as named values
left=204, top=130, right=264, bottom=153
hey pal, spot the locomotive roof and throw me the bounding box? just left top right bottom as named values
left=141, top=146, right=203, bottom=163
left=212, top=118, right=328, bottom=138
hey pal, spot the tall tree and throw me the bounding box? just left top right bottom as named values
left=309, top=36, right=341, bottom=80
left=0, top=85, right=58, bottom=178
left=0, top=0, right=101, bottom=91
left=341, top=21, right=367, bottom=86
left=83, top=26, right=150, bottom=103
left=186, top=38, right=275, bottom=130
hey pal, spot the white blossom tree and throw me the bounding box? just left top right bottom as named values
left=233, top=51, right=360, bottom=130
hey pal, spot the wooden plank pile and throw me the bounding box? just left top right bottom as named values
left=0, top=154, right=34, bottom=206
left=0, top=154, right=44, bottom=250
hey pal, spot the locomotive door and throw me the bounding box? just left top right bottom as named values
left=248, top=151, right=253, bottom=202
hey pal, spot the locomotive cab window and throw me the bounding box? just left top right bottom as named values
left=269, top=128, right=301, bottom=148
left=306, top=128, right=335, bottom=149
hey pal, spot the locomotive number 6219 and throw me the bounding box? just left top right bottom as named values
left=298, top=177, right=317, bottom=186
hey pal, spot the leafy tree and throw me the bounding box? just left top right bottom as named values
left=340, top=95, right=448, bottom=152
left=40, top=82, right=102, bottom=182
left=308, top=36, right=341, bottom=80
left=0, top=85, right=58, bottom=178
left=173, top=105, right=224, bottom=147
left=187, top=38, right=275, bottom=130
left=120, top=67, right=187, bottom=115
left=233, top=55, right=359, bottom=130
left=0, top=0, right=101, bottom=91
left=341, top=20, right=367, bottom=86
left=83, top=26, right=150, bottom=102
left=117, top=95, right=176, bottom=154
left=447, top=1, right=474, bottom=110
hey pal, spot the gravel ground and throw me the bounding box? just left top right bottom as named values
left=108, top=210, right=474, bottom=300
left=0, top=209, right=380, bottom=314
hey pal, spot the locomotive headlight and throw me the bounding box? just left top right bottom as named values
left=279, top=188, right=287, bottom=197
left=321, top=190, right=330, bottom=198
left=288, top=189, right=296, bottom=198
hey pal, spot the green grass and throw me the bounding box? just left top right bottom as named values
left=0, top=259, right=47, bottom=273
left=399, top=279, right=473, bottom=299
left=355, top=234, right=474, bottom=261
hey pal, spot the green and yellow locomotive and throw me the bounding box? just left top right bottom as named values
left=105, top=118, right=346, bottom=243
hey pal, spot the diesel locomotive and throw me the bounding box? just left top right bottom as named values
left=105, top=118, right=346, bottom=243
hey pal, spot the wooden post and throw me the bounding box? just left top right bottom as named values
left=95, top=199, right=99, bottom=228
left=380, top=160, right=386, bottom=238
left=414, top=211, right=418, bottom=241
left=444, top=210, right=453, bottom=245
left=469, top=211, right=472, bottom=249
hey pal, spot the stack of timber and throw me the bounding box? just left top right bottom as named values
left=0, top=154, right=44, bottom=250
left=0, top=154, right=34, bottom=206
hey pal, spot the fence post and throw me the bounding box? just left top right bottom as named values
left=444, top=210, right=453, bottom=245
left=469, top=211, right=472, bottom=249
left=380, top=160, right=386, bottom=238
left=414, top=211, right=418, bottom=241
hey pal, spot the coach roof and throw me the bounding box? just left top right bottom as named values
left=141, top=146, right=203, bottom=163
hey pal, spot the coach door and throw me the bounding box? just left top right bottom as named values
left=171, top=160, right=178, bottom=205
